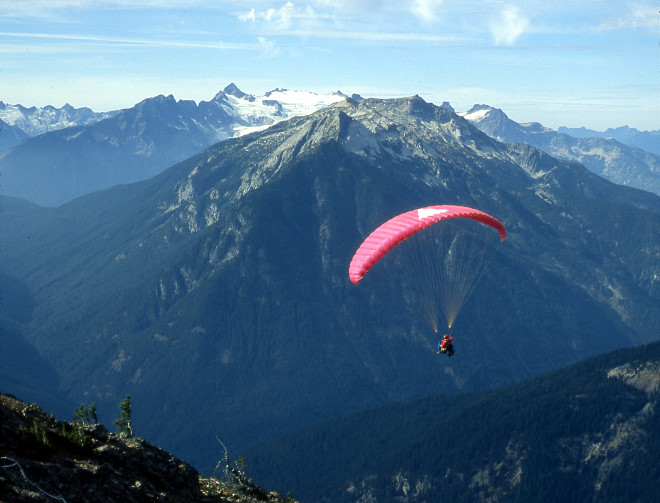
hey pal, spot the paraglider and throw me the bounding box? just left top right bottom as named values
left=437, top=332, right=454, bottom=356
left=349, top=205, right=506, bottom=355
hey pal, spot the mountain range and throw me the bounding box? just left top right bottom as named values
left=461, top=105, right=660, bottom=195
left=0, top=84, right=346, bottom=206
left=1, top=96, right=659, bottom=475
left=558, top=125, right=660, bottom=156
left=0, top=100, right=115, bottom=138
left=1, top=86, right=657, bottom=207
left=245, top=340, right=660, bottom=502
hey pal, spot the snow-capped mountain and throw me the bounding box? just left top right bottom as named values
left=0, top=85, right=347, bottom=142
left=0, top=84, right=349, bottom=206
left=0, top=101, right=116, bottom=138
left=460, top=105, right=660, bottom=196
left=217, top=83, right=348, bottom=137
left=3, top=86, right=656, bottom=208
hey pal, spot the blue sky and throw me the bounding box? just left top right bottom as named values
left=1, top=0, right=658, bottom=130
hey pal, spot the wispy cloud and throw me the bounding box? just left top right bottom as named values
left=0, top=31, right=256, bottom=51
left=238, top=2, right=330, bottom=30
left=490, top=5, right=529, bottom=46
left=592, top=4, right=660, bottom=32
left=2, top=0, right=214, bottom=11
left=257, top=36, right=279, bottom=56
left=282, top=29, right=465, bottom=42
left=235, top=1, right=468, bottom=43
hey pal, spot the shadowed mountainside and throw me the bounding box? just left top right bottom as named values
left=246, top=341, right=660, bottom=502
left=1, top=96, right=659, bottom=472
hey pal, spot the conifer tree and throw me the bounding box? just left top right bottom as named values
left=113, top=394, right=133, bottom=437
left=89, top=402, right=98, bottom=425
left=73, top=402, right=98, bottom=425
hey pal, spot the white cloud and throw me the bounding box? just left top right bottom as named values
left=238, top=8, right=257, bottom=23
left=237, top=2, right=324, bottom=31
left=411, top=0, right=443, bottom=22
left=490, top=5, right=529, bottom=46
left=234, top=1, right=465, bottom=42
left=257, top=36, right=279, bottom=56
left=264, top=2, right=296, bottom=29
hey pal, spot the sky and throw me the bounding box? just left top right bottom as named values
left=1, top=0, right=658, bottom=130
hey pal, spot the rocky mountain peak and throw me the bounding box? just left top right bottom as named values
left=466, top=104, right=508, bottom=122
left=440, top=101, right=455, bottom=112
left=222, top=83, right=255, bottom=102
left=135, top=94, right=178, bottom=110
left=149, top=95, right=514, bottom=247
left=464, top=103, right=495, bottom=117
left=264, top=88, right=287, bottom=97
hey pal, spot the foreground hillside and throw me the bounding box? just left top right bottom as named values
left=0, top=394, right=295, bottom=503
left=246, top=341, right=660, bottom=502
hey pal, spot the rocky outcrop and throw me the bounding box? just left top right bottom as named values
left=0, top=394, right=294, bottom=502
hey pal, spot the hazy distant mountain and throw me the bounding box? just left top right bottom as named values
left=0, top=118, right=28, bottom=152
left=246, top=341, right=660, bottom=502
left=0, top=84, right=345, bottom=206
left=461, top=105, right=660, bottom=196
left=1, top=96, right=659, bottom=473
left=558, top=125, right=660, bottom=156
left=0, top=101, right=115, bottom=138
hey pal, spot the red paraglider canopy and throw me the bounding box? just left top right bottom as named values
left=349, top=205, right=506, bottom=285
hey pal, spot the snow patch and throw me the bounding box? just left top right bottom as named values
left=459, top=108, right=490, bottom=122
left=0, top=102, right=114, bottom=136
left=224, top=89, right=345, bottom=137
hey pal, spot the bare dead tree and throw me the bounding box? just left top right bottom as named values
left=214, top=438, right=268, bottom=499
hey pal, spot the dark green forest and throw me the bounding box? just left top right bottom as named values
left=245, top=341, right=660, bottom=502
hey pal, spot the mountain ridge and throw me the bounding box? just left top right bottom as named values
left=558, top=125, right=660, bottom=155
left=461, top=104, right=660, bottom=195
left=2, top=89, right=658, bottom=207
left=0, top=100, right=116, bottom=137
left=0, top=84, right=345, bottom=206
